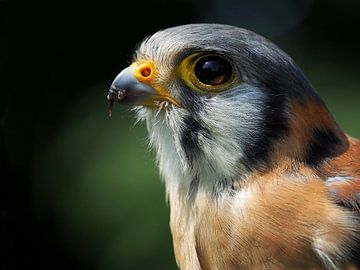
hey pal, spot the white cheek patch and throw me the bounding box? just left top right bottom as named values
left=133, top=85, right=266, bottom=197
left=199, top=85, right=266, bottom=177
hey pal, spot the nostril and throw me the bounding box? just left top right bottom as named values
left=133, top=62, right=156, bottom=82
left=140, top=66, right=152, bottom=78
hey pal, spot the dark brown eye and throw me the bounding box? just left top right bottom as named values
left=194, top=56, right=232, bottom=86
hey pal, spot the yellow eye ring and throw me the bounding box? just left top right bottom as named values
left=178, top=53, right=238, bottom=93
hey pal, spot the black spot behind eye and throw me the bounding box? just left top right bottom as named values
left=194, top=56, right=232, bottom=86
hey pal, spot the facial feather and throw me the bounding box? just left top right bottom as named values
left=134, top=80, right=269, bottom=198
left=132, top=24, right=331, bottom=196
left=131, top=26, right=350, bottom=204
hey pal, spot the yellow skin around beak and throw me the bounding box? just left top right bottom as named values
left=107, top=60, right=181, bottom=114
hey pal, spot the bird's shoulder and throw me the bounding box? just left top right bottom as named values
left=222, top=155, right=360, bottom=269
left=322, top=135, right=360, bottom=213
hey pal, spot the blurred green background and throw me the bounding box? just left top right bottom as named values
left=1, top=1, right=359, bottom=269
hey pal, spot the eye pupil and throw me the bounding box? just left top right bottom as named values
left=194, top=56, right=232, bottom=86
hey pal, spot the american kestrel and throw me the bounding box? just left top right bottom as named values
left=107, top=24, right=360, bottom=270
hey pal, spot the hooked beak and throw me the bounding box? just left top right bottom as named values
left=107, top=64, right=180, bottom=117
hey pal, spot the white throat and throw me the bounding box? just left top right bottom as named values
left=134, top=86, right=265, bottom=200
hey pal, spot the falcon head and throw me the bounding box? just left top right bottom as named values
left=108, top=24, right=347, bottom=196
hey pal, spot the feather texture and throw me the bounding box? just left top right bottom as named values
left=112, top=24, right=360, bottom=269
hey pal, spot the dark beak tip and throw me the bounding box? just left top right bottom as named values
left=107, top=86, right=127, bottom=101
left=107, top=86, right=124, bottom=117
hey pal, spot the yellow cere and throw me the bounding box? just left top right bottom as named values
left=131, top=60, right=182, bottom=107
left=132, top=60, right=158, bottom=84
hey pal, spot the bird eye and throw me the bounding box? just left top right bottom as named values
left=194, top=56, right=232, bottom=86
left=179, top=53, right=237, bottom=93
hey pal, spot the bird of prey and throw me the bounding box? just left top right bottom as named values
left=107, top=24, right=360, bottom=270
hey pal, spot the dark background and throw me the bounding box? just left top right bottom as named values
left=1, top=1, right=360, bottom=269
